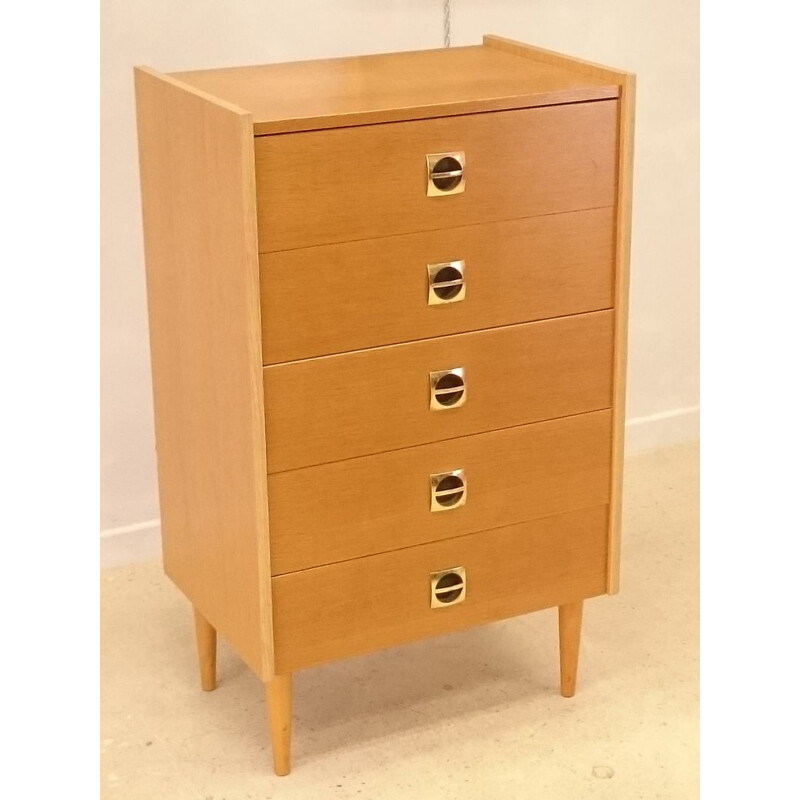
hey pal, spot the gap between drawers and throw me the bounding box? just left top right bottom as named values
left=264, top=405, right=612, bottom=476
left=256, top=204, right=615, bottom=258
left=262, top=306, right=615, bottom=368
left=269, top=501, right=612, bottom=578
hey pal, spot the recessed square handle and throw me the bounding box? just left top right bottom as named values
left=430, top=368, right=466, bottom=410
left=430, top=566, right=466, bottom=608
left=426, top=151, right=465, bottom=196
left=430, top=469, right=467, bottom=512
left=427, top=260, right=465, bottom=305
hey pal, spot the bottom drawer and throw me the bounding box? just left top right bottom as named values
left=272, top=505, right=608, bottom=672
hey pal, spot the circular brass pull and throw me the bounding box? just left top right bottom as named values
left=427, top=260, right=465, bottom=305
left=430, top=567, right=466, bottom=608
left=426, top=151, right=465, bottom=196
left=430, top=469, right=467, bottom=512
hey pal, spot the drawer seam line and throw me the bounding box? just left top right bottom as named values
left=263, top=306, right=614, bottom=367
left=252, top=95, right=620, bottom=138
left=256, top=204, right=616, bottom=256
left=271, top=502, right=612, bottom=578
left=266, top=405, right=613, bottom=476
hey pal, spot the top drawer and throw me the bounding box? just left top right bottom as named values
left=254, top=100, right=618, bottom=252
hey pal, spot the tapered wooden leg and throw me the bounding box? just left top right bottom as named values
left=267, top=674, right=292, bottom=776
left=193, top=607, right=217, bottom=691
left=558, top=600, right=584, bottom=698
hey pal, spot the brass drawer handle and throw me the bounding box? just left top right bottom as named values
left=426, top=151, right=465, bottom=196
left=430, top=470, right=467, bottom=511
left=430, top=567, right=466, bottom=608
left=427, top=260, right=465, bottom=305
left=430, top=368, right=466, bottom=410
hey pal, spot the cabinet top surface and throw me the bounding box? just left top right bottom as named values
left=169, top=43, right=620, bottom=135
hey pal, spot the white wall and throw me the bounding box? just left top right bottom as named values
left=100, top=1, right=699, bottom=551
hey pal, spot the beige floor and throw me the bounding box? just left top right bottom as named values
left=101, top=442, right=699, bottom=799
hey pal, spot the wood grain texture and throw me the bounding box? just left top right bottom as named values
left=269, top=409, right=612, bottom=574
left=134, top=67, right=274, bottom=680
left=266, top=674, right=292, bottom=776
left=260, top=208, right=615, bottom=363
left=264, top=310, right=614, bottom=473
left=558, top=600, right=583, bottom=697
left=485, top=37, right=636, bottom=595
left=272, top=505, right=608, bottom=672
left=254, top=100, right=618, bottom=252
left=171, top=45, right=618, bottom=135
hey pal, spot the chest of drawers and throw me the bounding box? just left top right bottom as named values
left=135, top=35, right=635, bottom=776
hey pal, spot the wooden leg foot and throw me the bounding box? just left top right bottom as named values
left=558, top=600, right=583, bottom=698
left=267, top=674, right=292, bottom=776
left=193, top=607, right=217, bottom=691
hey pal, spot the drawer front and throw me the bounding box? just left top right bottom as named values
left=255, top=101, right=618, bottom=252
left=272, top=505, right=608, bottom=672
left=260, top=208, right=614, bottom=364
left=269, top=409, right=612, bottom=574
left=264, top=310, right=613, bottom=473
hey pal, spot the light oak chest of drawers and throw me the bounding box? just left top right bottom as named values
left=135, top=36, right=634, bottom=776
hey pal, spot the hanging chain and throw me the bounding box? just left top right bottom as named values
left=443, top=0, right=451, bottom=47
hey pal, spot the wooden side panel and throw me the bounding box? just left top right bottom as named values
left=254, top=100, right=618, bottom=252
left=269, top=409, right=612, bottom=574
left=272, top=505, right=609, bottom=672
left=134, top=67, right=273, bottom=678
left=264, top=310, right=614, bottom=473
left=485, top=36, right=635, bottom=594
left=260, top=208, right=615, bottom=363
left=484, top=36, right=629, bottom=83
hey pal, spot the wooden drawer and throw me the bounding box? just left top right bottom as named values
left=254, top=100, right=618, bottom=252
left=272, top=505, right=609, bottom=672
left=269, top=409, right=611, bottom=574
left=264, top=309, right=613, bottom=473
left=260, top=207, right=615, bottom=364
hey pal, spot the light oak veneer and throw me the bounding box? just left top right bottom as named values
left=260, top=207, right=615, bottom=364
left=483, top=35, right=635, bottom=593
left=269, top=409, right=613, bottom=574
left=135, top=37, right=635, bottom=776
left=264, top=310, right=614, bottom=472
left=134, top=67, right=273, bottom=680
left=272, top=505, right=608, bottom=672
left=253, top=100, right=618, bottom=252
left=172, top=44, right=618, bottom=135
